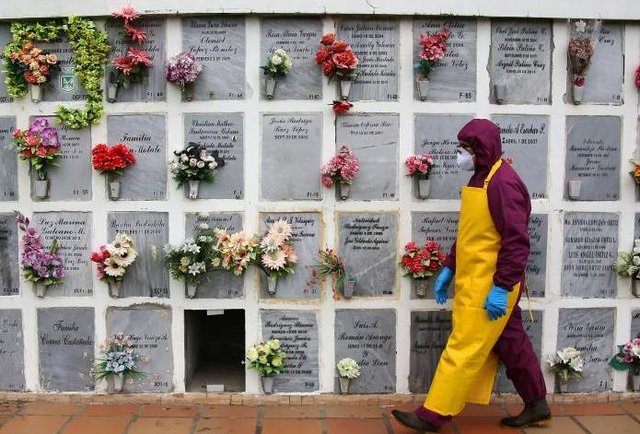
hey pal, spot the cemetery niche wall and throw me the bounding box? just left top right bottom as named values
left=0, top=8, right=639, bottom=397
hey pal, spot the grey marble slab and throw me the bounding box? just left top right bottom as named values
left=632, top=310, right=640, bottom=338
left=0, top=117, right=17, bottom=201
left=260, top=18, right=322, bottom=100
left=410, top=213, right=458, bottom=299
left=107, top=212, right=169, bottom=298
left=0, top=24, right=15, bottom=103
left=495, top=311, right=543, bottom=393
left=490, top=20, right=552, bottom=104
left=493, top=115, right=549, bottom=199
left=106, top=18, right=167, bottom=102
left=335, top=114, right=398, bottom=201
left=40, top=37, right=88, bottom=102
left=262, top=113, right=322, bottom=200
left=562, top=213, right=618, bottom=298
left=107, top=305, right=173, bottom=393
left=0, top=310, right=24, bottom=391
left=107, top=114, right=166, bottom=200
left=259, top=213, right=321, bottom=299
left=565, top=116, right=621, bottom=201
left=32, top=212, right=92, bottom=297
left=634, top=213, right=640, bottom=240
left=38, top=307, right=94, bottom=391
left=409, top=311, right=452, bottom=393
left=412, top=19, right=477, bottom=102
left=414, top=114, right=474, bottom=199
left=527, top=214, right=548, bottom=297
left=185, top=213, right=243, bottom=298
left=337, top=19, right=399, bottom=101
left=557, top=308, right=614, bottom=392
left=262, top=310, right=319, bottom=393
left=0, top=214, right=19, bottom=296
left=579, top=24, right=624, bottom=104
left=338, top=213, right=397, bottom=297
left=335, top=309, right=396, bottom=394
left=30, top=116, right=91, bottom=202
left=182, top=17, right=245, bottom=100
left=183, top=113, right=244, bottom=199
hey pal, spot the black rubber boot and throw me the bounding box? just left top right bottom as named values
left=500, top=398, right=551, bottom=428
left=391, top=409, right=440, bottom=432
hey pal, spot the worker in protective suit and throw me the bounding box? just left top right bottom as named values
left=392, top=119, right=550, bottom=431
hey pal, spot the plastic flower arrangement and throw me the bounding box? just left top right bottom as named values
left=111, top=6, right=152, bottom=88
left=400, top=241, right=445, bottom=280
left=245, top=339, right=287, bottom=377
left=91, top=143, right=136, bottom=176
left=12, top=118, right=61, bottom=179
left=405, top=153, right=435, bottom=178
left=320, top=145, right=360, bottom=188
left=211, top=228, right=260, bottom=276
left=259, top=219, right=298, bottom=278
left=567, top=19, right=600, bottom=90
left=261, top=48, right=293, bottom=78
left=629, top=159, right=640, bottom=185
left=165, top=51, right=202, bottom=88
left=613, top=240, right=640, bottom=279
left=415, top=26, right=450, bottom=79
left=90, top=233, right=138, bottom=285
left=15, top=212, right=64, bottom=291
left=94, top=333, right=144, bottom=382
left=311, top=247, right=346, bottom=297
left=5, top=41, right=59, bottom=87
left=610, top=334, right=640, bottom=376
left=169, top=142, right=224, bottom=188
left=547, top=346, right=584, bottom=383
left=331, top=99, right=353, bottom=114
left=163, top=223, right=217, bottom=286
left=336, top=357, right=361, bottom=379
left=315, top=33, right=359, bottom=82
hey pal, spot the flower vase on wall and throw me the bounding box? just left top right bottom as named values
left=106, top=65, right=119, bottom=103
left=556, top=374, right=568, bottom=393
left=186, top=281, right=197, bottom=299
left=35, top=283, right=46, bottom=298
left=339, top=377, right=350, bottom=394
left=109, top=280, right=123, bottom=298
left=33, top=169, right=49, bottom=200
left=108, top=174, right=121, bottom=200
left=187, top=180, right=200, bottom=199
left=261, top=376, right=274, bottom=394
left=631, top=372, right=640, bottom=392
left=337, top=182, right=350, bottom=200
left=572, top=75, right=585, bottom=105
left=416, top=78, right=429, bottom=101
left=568, top=178, right=581, bottom=200
left=181, top=83, right=194, bottom=102
left=494, top=84, right=507, bottom=104
left=632, top=278, right=640, bottom=298
left=267, top=274, right=278, bottom=295
left=342, top=278, right=355, bottom=299
left=415, top=279, right=428, bottom=297
left=415, top=175, right=431, bottom=199
left=30, top=84, right=41, bottom=103
left=338, top=78, right=353, bottom=100
left=107, top=374, right=124, bottom=393
left=265, top=77, right=277, bottom=99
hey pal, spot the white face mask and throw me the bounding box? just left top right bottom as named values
left=456, top=148, right=475, bottom=171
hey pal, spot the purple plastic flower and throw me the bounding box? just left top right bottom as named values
left=165, top=51, right=202, bottom=87
left=28, top=118, right=50, bottom=135
left=41, top=127, right=60, bottom=148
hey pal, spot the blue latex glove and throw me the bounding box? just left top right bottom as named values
left=484, top=285, right=508, bottom=320
left=434, top=266, right=454, bottom=305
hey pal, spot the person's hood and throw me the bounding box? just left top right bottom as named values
left=457, top=119, right=502, bottom=169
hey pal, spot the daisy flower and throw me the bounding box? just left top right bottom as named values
left=260, top=232, right=282, bottom=253
left=269, top=219, right=292, bottom=241
left=262, top=249, right=287, bottom=270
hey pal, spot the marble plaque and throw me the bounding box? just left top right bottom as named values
left=0, top=310, right=24, bottom=391
left=260, top=18, right=322, bottom=100
left=579, top=24, right=624, bottom=104
left=565, top=116, right=620, bottom=201
left=262, top=114, right=322, bottom=200
left=185, top=213, right=243, bottom=298
left=335, top=309, right=396, bottom=393
left=0, top=117, right=17, bottom=202
left=337, top=19, right=399, bottom=101
left=107, top=306, right=173, bottom=392
left=30, top=116, right=91, bottom=201
left=409, top=311, right=452, bottom=393
left=557, top=308, right=614, bottom=392
left=107, top=114, right=166, bottom=200
left=106, top=18, right=166, bottom=102
left=259, top=213, right=321, bottom=299
left=562, top=213, right=617, bottom=298
left=40, top=37, right=88, bottom=102
left=338, top=213, right=397, bottom=297
left=108, top=212, right=169, bottom=298
left=32, top=212, right=92, bottom=297
left=527, top=215, right=548, bottom=297
left=495, top=311, right=543, bottom=393
left=335, top=114, right=398, bottom=201
left=414, top=114, right=473, bottom=199
left=0, top=24, right=14, bottom=103
left=410, top=213, right=458, bottom=299
left=183, top=113, right=244, bottom=199
left=262, top=310, right=319, bottom=392
left=38, top=307, right=94, bottom=391
left=632, top=310, right=640, bottom=337
left=493, top=115, right=549, bottom=199
left=0, top=214, right=19, bottom=296
left=634, top=213, right=640, bottom=240
left=182, top=17, right=245, bottom=100
left=490, top=20, right=552, bottom=104
left=412, top=19, right=477, bottom=102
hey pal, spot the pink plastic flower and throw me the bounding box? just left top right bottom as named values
left=112, top=6, right=139, bottom=22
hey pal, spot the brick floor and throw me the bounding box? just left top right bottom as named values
left=127, top=417, right=194, bottom=434
left=60, top=416, right=130, bottom=434
left=194, top=417, right=257, bottom=434
left=0, top=415, right=69, bottom=434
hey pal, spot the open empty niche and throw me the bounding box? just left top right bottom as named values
left=184, top=309, right=245, bottom=393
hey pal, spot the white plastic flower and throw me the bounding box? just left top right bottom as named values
left=198, top=223, right=210, bottom=230
left=284, top=58, right=293, bottom=70
left=337, top=357, right=361, bottom=379
left=180, top=154, right=189, bottom=162
left=208, top=163, right=216, bottom=170
left=271, top=54, right=282, bottom=65
left=189, top=158, right=198, bottom=167
left=246, top=347, right=259, bottom=361
left=274, top=48, right=286, bottom=57
left=196, top=160, right=205, bottom=169
left=574, top=20, right=587, bottom=33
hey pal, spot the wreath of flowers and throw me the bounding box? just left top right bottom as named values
left=3, top=18, right=110, bottom=129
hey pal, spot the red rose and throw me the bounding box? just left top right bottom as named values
left=21, top=149, right=33, bottom=158
left=332, top=40, right=349, bottom=53
left=38, top=64, right=49, bottom=75
left=36, top=146, right=47, bottom=158
left=332, top=51, right=358, bottom=71
left=90, top=251, right=105, bottom=263
left=332, top=100, right=353, bottom=114
left=23, top=71, right=38, bottom=84
left=320, top=33, right=336, bottom=46
left=12, top=129, right=22, bottom=138
left=574, top=76, right=585, bottom=86
left=315, top=47, right=332, bottom=65
left=322, top=59, right=336, bottom=77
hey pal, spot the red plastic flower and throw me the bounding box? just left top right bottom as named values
left=574, top=75, right=585, bottom=86
left=332, top=100, right=353, bottom=114
left=320, top=33, right=336, bottom=46
left=315, top=47, right=332, bottom=64
left=127, top=47, right=153, bottom=67
left=124, top=21, right=147, bottom=44
left=333, top=51, right=358, bottom=71
left=112, top=6, right=139, bottom=22
left=332, top=40, right=349, bottom=53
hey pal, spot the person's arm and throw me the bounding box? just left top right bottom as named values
left=487, top=168, right=531, bottom=290
left=443, top=240, right=457, bottom=273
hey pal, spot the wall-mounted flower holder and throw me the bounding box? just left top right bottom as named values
left=181, top=83, right=194, bottom=102
left=265, top=77, right=277, bottom=99
left=187, top=180, right=200, bottom=199
left=630, top=371, right=640, bottom=392
left=267, top=274, right=278, bottom=295
left=494, top=84, right=507, bottom=104
left=108, top=175, right=121, bottom=200
left=556, top=375, right=569, bottom=393
left=415, top=175, right=431, bottom=199
left=415, top=279, right=428, bottom=297
left=107, top=374, right=124, bottom=393
left=632, top=278, right=640, bottom=298
left=337, top=183, right=350, bottom=200
left=572, top=83, right=585, bottom=105
left=34, top=283, right=46, bottom=298
left=338, top=78, right=353, bottom=100
left=416, top=78, right=429, bottom=101
left=342, top=278, right=356, bottom=299
left=186, top=281, right=198, bottom=299
left=339, top=377, right=350, bottom=394
left=108, top=280, right=123, bottom=298
left=29, top=84, right=41, bottom=103
left=568, top=178, right=581, bottom=200
left=261, top=376, right=274, bottom=394
left=106, top=66, right=119, bottom=103
left=33, top=169, right=49, bottom=199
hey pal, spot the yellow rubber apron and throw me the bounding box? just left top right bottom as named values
left=423, top=159, right=520, bottom=416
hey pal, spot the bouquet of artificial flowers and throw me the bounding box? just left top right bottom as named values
left=547, top=346, right=584, bottom=383
left=259, top=219, right=297, bottom=278
left=111, top=6, right=152, bottom=88
left=567, top=19, right=601, bottom=90
left=315, top=33, right=359, bottom=82
left=91, top=143, right=136, bottom=176
left=94, top=333, right=144, bottom=383
left=246, top=339, right=287, bottom=377
left=211, top=228, right=260, bottom=276
left=320, top=145, right=360, bottom=188
left=163, top=223, right=217, bottom=286
left=610, top=334, right=640, bottom=376
left=400, top=240, right=445, bottom=281
left=629, top=159, right=640, bottom=185
left=12, top=118, right=61, bottom=178
left=405, top=153, right=435, bottom=178
left=312, top=247, right=346, bottom=297
left=90, top=233, right=138, bottom=285
left=613, top=241, right=640, bottom=279
left=336, top=357, right=361, bottom=379
left=4, top=41, right=59, bottom=91
left=165, top=51, right=202, bottom=98
left=415, top=26, right=450, bottom=79
left=169, top=142, right=224, bottom=188
left=261, top=48, right=292, bottom=78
